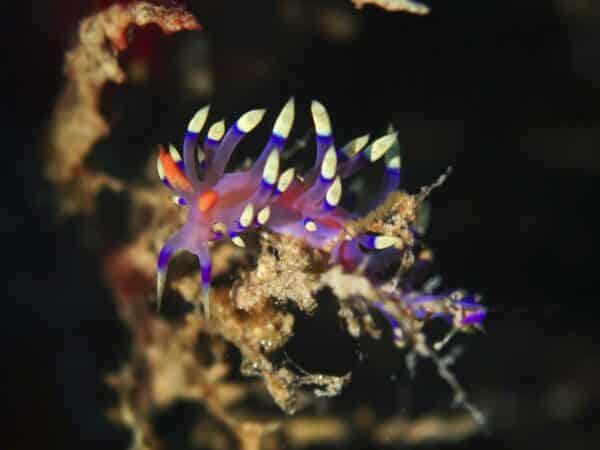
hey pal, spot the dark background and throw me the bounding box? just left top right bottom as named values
left=4, top=0, right=600, bottom=449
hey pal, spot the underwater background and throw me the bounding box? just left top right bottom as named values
left=4, top=1, right=600, bottom=449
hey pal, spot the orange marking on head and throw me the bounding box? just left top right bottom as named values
left=197, top=190, right=218, bottom=213
left=159, top=147, right=193, bottom=192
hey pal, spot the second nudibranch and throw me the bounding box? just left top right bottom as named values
left=156, top=98, right=403, bottom=318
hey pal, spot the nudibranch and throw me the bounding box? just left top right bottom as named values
left=156, top=98, right=426, bottom=319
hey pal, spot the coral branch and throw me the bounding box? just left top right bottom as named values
left=46, top=1, right=200, bottom=214
left=373, top=413, right=479, bottom=444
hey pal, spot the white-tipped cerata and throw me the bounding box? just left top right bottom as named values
left=321, top=146, right=337, bottom=180
left=384, top=137, right=401, bottom=170
left=273, top=97, right=295, bottom=138
left=325, top=176, right=342, bottom=208
left=262, top=150, right=280, bottom=186
left=188, top=105, right=210, bottom=133
left=277, top=168, right=295, bottom=193
left=237, top=109, right=266, bottom=133
left=365, top=132, right=398, bottom=162
left=239, top=203, right=254, bottom=228
left=168, top=144, right=182, bottom=163
left=207, top=120, right=226, bottom=141
left=342, top=134, right=370, bottom=158
left=231, top=235, right=246, bottom=248
left=310, top=100, right=332, bottom=137
left=257, top=206, right=271, bottom=225
left=157, top=155, right=166, bottom=180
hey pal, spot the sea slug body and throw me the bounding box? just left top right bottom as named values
left=155, top=98, right=484, bottom=328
